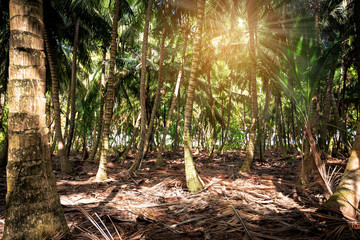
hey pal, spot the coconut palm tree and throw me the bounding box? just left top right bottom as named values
left=183, top=0, right=206, bottom=193
left=129, top=0, right=154, bottom=173
left=4, top=0, right=69, bottom=238
left=96, top=0, right=122, bottom=180
left=239, top=0, right=259, bottom=173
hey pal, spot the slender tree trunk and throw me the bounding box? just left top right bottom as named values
left=142, top=29, right=166, bottom=159
left=156, top=33, right=188, bottom=166
left=259, top=76, right=272, bottom=161
left=240, top=0, right=258, bottom=173
left=173, top=93, right=181, bottom=153
left=96, top=0, right=121, bottom=180
left=183, top=0, right=206, bottom=193
left=319, top=68, right=336, bottom=154
left=129, top=0, right=153, bottom=173
left=44, top=28, right=73, bottom=174
left=120, top=112, right=141, bottom=164
left=66, top=18, right=80, bottom=157
left=207, top=64, right=217, bottom=158
left=4, top=0, right=69, bottom=238
left=89, top=44, right=106, bottom=161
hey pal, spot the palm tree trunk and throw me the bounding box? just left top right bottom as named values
left=129, top=0, right=154, bottom=173
left=44, top=28, right=74, bottom=174
left=156, top=33, right=188, bottom=166
left=173, top=93, right=181, bottom=153
left=142, top=28, right=166, bottom=159
left=319, top=67, right=336, bottom=153
left=259, top=76, right=271, bottom=161
left=183, top=0, right=206, bottom=193
left=321, top=121, right=360, bottom=219
left=96, top=0, right=121, bottom=180
left=240, top=0, right=258, bottom=173
left=66, top=18, right=80, bottom=157
left=89, top=44, right=106, bottom=161
left=4, top=0, right=69, bottom=238
left=207, top=64, right=217, bottom=158
left=120, top=112, right=141, bottom=164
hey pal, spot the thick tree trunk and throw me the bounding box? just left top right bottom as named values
left=66, top=18, right=80, bottom=157
left=240, top=0, right=258, bottom=173
left=96, top=0, right=121, bottom=180
left=44, top=28, right=74, bottom=174
left=129, top=0, right=153, bottom=173
left=183, top=0, right=206, bottom=193
left=321, top=122, right=360, bottom=219
left=89, top=44, right=106, bottom=161
left=156, top=33, right=188, bottom=166
left=4, top=0, right=69, bottom=238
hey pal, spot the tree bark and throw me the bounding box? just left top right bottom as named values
left=44, top=28, right=74, bottom=174
left=183, top=0, right=206, bottom=193
left=66, top=18, right=80, bottom=157
left=240, top=0, right=258, bottom=173
left=129, top=0, right=154, bottom=173
left=4, top=0, right=69, bottom=238
left=96, top=0, right=121, bottom=180
left=321, top=121, right=360, bottom=219
left=207, top=64, right=217, bottom=158
left=142, top=29, right=166, bottom=163
left=89, top=44, right=106, bottom=161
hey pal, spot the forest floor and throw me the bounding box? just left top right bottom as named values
left=0, top=148, right=353, bottom=239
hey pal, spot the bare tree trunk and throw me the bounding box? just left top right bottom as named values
left=89, top=44, right=106, bottom=161
left=44, top=27, right=74, bottom=174
left=66, top=18, right=80, bottom=157
left=129, top=0, right=154, bottom=173
left=4, top=0, right=69, bottom=238
left=183, top=0, right=206, bottom=193
left=96, top=0, right=121, bottom=180
left=240, top=0, right=258, bottom=173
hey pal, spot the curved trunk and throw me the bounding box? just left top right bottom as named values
left=89, top=44, right=106, bottom=161
left=240, top=0, right=258, bottom=173
left=44, top=28, right=74, bottom=174
left=183, top=0, right=206, bottom=193
left=321, top=122, right=360, bottom=219
left=129, top=0, right=154, bottom=173
left=173, top=93, right=181, bottom=153
left=96, top=0, right=121, bottom=180
left=4, top=0, right=69, bottom=238
left=142, top=29, right=166, bottom=160
left=156, top=33, right=188, bottom=166
left=66, top=18, right=80, bottom=157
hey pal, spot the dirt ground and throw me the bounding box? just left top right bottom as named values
left=0, top=148, right=356, bottom=239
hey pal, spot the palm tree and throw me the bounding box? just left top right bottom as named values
left=44, top=27, right=74, bottom=174
left=239, top=0, right=258, bottom=173
left=89, top=43, right=106, bottom=161
left=129, top=0, right=154, bottom=173
left=4, top=0, right=69, bottom=238
left=183, top=0, right=206, bottom=193
left=96, top=0, right=122, bottom=180
left=66, top=18, right=80, bottom=157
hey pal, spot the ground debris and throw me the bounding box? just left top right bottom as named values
left=0, top=149, right=333, bottom=239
